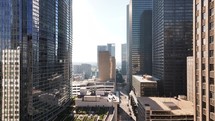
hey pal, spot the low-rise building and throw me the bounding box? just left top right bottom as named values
left=72, top=80, right=115, bottom=96
left=137, top=97, right=194, bottom=121
left=132, top=75, right=158, bottom=97
left=75, top=93, right=119, bottom=121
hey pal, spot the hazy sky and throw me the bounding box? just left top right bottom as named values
left=73, top=0, right=129, bottom=63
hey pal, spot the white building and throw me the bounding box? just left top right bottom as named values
left=72, top=80, right=115, bottom=96
left=187, top=56, right=194, bottom=103
left=2, top=49, right=20, bottom=121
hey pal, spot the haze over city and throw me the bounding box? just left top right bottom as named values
left=73, top=0, right=128, bottom=63
left=0, top=0, right=214, bottom=121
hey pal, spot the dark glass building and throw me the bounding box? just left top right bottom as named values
left=127, top=0, right=152, bottom=90
left=0, top=0, right=72, bottom=121
left=152, top=0, right=192, bottom=96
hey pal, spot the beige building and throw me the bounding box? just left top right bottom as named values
left=132, top=75, right=158, bottom=97
left=193, top=0, right=215, bottom=121
left=187, top=56, right=194, bottom=103
left=98, top=51, right=111, bottom=81
left=2, top=49, right=20, bottom=121
left=137, top=97, right=194, bottom=121
left=110, top=56, right=116, bottom=80
left=98, top=51, right=116, bottom=82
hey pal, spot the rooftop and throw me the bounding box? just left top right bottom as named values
left=133, top=75, right=159, bottom=83
left=137, top=97, right=194, bottom=115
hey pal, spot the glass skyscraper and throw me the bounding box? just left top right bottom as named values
left=152, top=0, right=192, bottom=96
left=0, top=0, right=72, bottom=120
left=127, top=0, right=152, bottom=90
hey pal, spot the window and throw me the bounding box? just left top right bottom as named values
left=210, top=8, right=214, bottom=16
left=210, top=64, right=214, bottom=71
left=209, top=36, right=214, bottom=43
left=210, top=50, right=214, bottom=57
left=209, top=22, right=214, bottom=30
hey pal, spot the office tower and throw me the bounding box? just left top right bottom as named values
left=98, top=51, right=111, bottom=81
left=97, top=45, right=107, bottom=52
left=81, top=64, right=92, bottom=79
left=2, top=49, right=20, bottom=121
left=0, top=0, right=73, bottom=121
left=97, top=44, right=115, bottom=57
left=97, top=44, right=116, bottom=81
left=187, top=56, right=194, bottom=103
left=110, top=56, right=116, bottom=80
left=73, top=64, right=92, bottom=79
left=107, top=43, right=115, bottom=57
left=121, top=44, right=127, bottom=75
left=140, top=10, right=152, bottom=75
left=152, top=0, right=192, bottom=96
left=194, top=0, right=215, bottom=120
left=127, top=0, right=152, bottom=91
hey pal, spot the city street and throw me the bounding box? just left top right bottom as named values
left=117, top=83, right=136, bottom=121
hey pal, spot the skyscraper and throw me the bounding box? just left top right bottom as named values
left=152, top=0, right=192, bottom=96
left=97, top=44, right=116, bottom=82
left=121, top=44, right=127, bottom=75
left=98, top=51, right=111, bottom=81
left=107, top=43, right=115, bottom=57
left=194, top=0, right=215, bottom=120
left=0, top=0, right=72, bottom=120
left=127, top=0, right=152, bottom=90
left=2, top=49, right=20, bottom=121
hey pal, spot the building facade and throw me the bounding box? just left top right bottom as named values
left=152, top=0, right=193, bottom=96
left=73, top=64, right=92, bottom=79
left=98, top=51, right=111, bottom=81
left=187, top=56, right=194, bottom=103
left=132, top=75, right=158, bottom=97
left=137, top=97, right=194, bottom=121
left=2, top=49, right=20, bottom=121
left=0, top=0, right=73, bottom=120
left=97, top=44, right=116, bottom=82
left=121, top=44, right=127, bottom=75
left=127, top=0, right=152, bottom=91
left=194, top=0, right=215, bottom=120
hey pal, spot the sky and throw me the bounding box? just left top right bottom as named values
left=73, top=0, right=129, bottom=63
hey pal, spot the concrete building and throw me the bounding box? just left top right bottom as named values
left=127, top=0, right=153, bottom=91
left=73, top=64, right=92, bottom=79
left=2, top=49, right=20, bottom=121
left=137, top=97, right=194, bottom=121
left=110, top=56, right=116, bottom=81
left=97, top=44, right=116, bottom=82
left=132, top=75, right=158, bottom=97
left=193, top=0, right=215, bottom=120
left=98, top=51, right=111, bottom=81
left=152, top=0, right=193, bottom=96
left=0, top=1, right=72, bottom=120
left=72, top=80, right=115, bottom=96
left=187, top=56, right=194, bottom=103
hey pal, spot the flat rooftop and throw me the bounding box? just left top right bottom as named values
left=133, top=75, right=158, bottom=83
left=137, top=97, right=194, bottom=115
